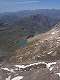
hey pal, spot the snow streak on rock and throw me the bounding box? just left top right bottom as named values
left=14, top=62, right=57, bottom=71
left=11, top=76, right=24, bottom=80
left=56, top=73, right=60, bottom=77
left=1, top=67, right=15, bottom=73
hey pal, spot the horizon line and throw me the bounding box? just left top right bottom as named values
left=0, top=8, right=60, bottom=14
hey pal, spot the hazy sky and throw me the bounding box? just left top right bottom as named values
left=0, top=0, right=60, bottom=13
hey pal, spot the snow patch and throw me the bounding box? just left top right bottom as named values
left=51, top=32, right=55, bottom=35
left=57, top=37, right=60, bottom=39
left=46, top=62, right=56, bottom=69
left=57, top=42, right=59, bottom=44
left=49, top=66, right=54, bottom=71
left=1, top=67, right=15, bottom=73
left=57, top=39, right=60, bottom=42
left=15, top=65, right=26, bottom=69
left=47, top=51, right=53, bottom=54
left=14, top=62, right=46, bottom=70
left=11, top=76, right=24, bottom=80
left=56, top=73, right=60, bottom=77
left=14, top=62, right=56, bottom=72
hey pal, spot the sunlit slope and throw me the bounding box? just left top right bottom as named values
left=14, top=22, right=60, bottom=64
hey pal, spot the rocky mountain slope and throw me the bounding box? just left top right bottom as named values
left=1, top=10, right=60, bottom=63
left=0, top=13, right=59, bottom=58
left=12, top=22, right=60, bottom=64
left=1, top=10, right=60, bottom=80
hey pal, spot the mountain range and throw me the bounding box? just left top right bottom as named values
left=0, top=9, right=60, bottom=62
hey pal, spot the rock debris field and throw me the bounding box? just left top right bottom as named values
left=0, top=60, right=60, bottom=80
